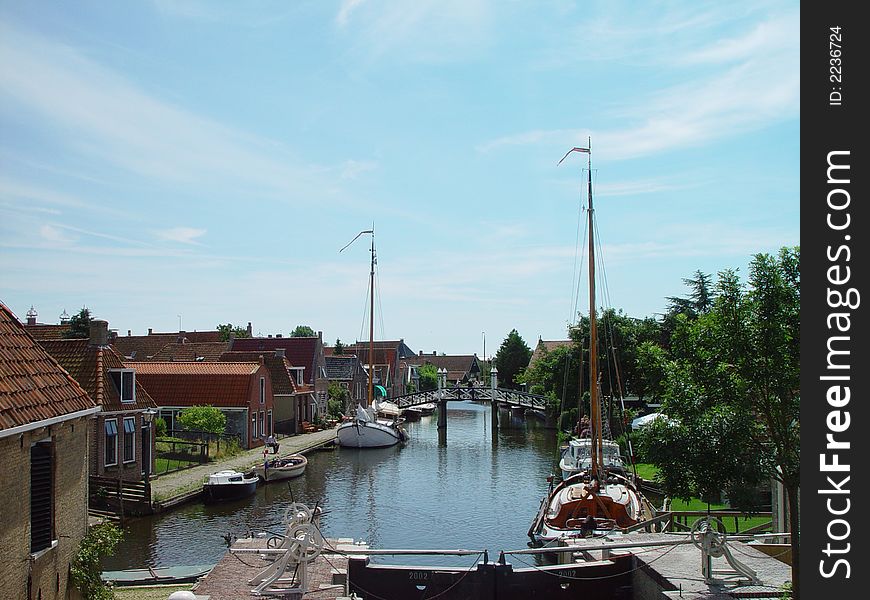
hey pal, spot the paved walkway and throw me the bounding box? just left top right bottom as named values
left=150, top=428, right=338, bottom=503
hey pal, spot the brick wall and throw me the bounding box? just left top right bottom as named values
left=0, top=416, right=89, bottom=600
left=92, top=413, right=147, bottom=482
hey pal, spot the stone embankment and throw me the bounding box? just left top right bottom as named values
left=150, top=427, right=338, bottom=510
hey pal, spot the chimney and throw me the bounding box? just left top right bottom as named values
left=433, top=350, right=437, bottom=356
left=148, top=328, right=153, bottom=335
left=275, top=349, right=286, bottom=358
left=259, top=354, right=265, bottom=365
left=268, top=334, right=273, bottom=339
left=276, top=334, right=282, bottom=338
left=419, top=350, right=423, bottom=356
left=26, top=306, right=37, bottom=326
left=177, top=331, right=186, bottom=344
left=89, top=320, right=109, bottom=347
left=247, top=322, right=253, bottom=336
left=127, top=330, right=132, bottom=336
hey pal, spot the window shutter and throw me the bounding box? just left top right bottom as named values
left=30, top=442, right=53, bottom=553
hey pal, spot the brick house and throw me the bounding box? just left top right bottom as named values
left=405, top=351, right=484, bottom=387
left=0, top=302, right=100, bottom=600
left=39, top=320, right=159, bottom=483
left=345, top=339, right=416, bottom=398
left=231, top=333, right=328, bottom=423
left=127, top=361, right=274, bottom=449
left=324, top=354, right=368, bottom=410
left=220, top=350, right=299, bottom=435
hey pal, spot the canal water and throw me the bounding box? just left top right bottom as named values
left=103, top=402, right=559, bottom=570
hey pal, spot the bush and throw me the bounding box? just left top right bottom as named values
left=177, top=405, right=226, bottom=435
left=558, top=408, right=578, bottom=432
left=71, top=523, right=123, bottom=599
left=154, top=416, right=167, bottom=438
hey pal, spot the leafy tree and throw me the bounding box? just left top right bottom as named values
left=291, top=325, right=315, bottom=337
left=154, top=416, right=168, bottom=438
left=494, top=329, right=532, bottom=389
left=519, top=343, right=581, bottom=416
left=63, top=307, right=92, bottom=339
left=71, top=522, right=123, bottom=599
left=417, top=364, right=438, bottom=391
left=639, top=248, right=801, bottom=595
left=334, top=339, right=345, bottom=354
left=328, top=382, right=349, bottom=416
left=177, top=405, right=226, bottom=435
left=216, top=323, right=251, bottom=341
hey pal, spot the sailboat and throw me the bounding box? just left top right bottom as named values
left=336, top=229, right=409, bottom=449
left=528, top=141, right=654, bottom=546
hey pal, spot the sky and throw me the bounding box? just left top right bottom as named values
left=0, top=0, right=799, bottom=356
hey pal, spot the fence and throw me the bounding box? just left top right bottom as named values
left=154, top=438, right=208, bottom=475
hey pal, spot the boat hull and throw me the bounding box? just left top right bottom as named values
left=254, top=455, right=307, bottom=482
left=337, top=420, right=404, bottom=448
left=202, top=479, right=258, bottom=502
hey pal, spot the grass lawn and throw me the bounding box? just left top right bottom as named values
left=113, top=584, right=193, bottom=600
left=632, top=462, right=660, bottom=481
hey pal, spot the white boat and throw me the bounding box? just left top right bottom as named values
left=401, top=406, right=422, bottom=421
left=202, top=469, right=258, bottom=502
left=559, top=438, right=626, bottom=480
left=528, top=141, right=653, bottom=546
left=336, top=228, right=409, bottom=449
left=337, top=404, right=408, bottom=448
left=417, top=403, right=436, bottom=416
left=253, top=454, right=308, bottom=482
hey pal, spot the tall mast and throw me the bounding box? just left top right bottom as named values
left=368, top=229, right=375, bottom=408
left=584, top=138, right=603, bottom=477
left=340, top=227, right=376, bottom=408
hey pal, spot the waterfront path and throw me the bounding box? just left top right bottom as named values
left=150, top=427, right=338, bottom=508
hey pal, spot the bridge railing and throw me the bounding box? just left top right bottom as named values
left=391, top=387, right=549, bottom=411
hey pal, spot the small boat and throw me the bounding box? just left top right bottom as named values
left=253, top=454, right=308, bottom=482
left=102, top=564, right=214, bottom=587
left=417, top=403, right=436, bottom=416
left=375, top=399, right=401, bottom=419
left=559, top=438, right=626, bottom=480
left=337, top=403, right=408, bottom=448
left=401, top=406, right=422, bottom=421
left=202, top=469, right=258, bottom=502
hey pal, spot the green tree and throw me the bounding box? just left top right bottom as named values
left=494, top=329, right=532, bottom=389
left=639, top=248, right=801, bottom=596
left=334, top=339, right=345, bottom=354
left=63, top=307, right=92, bottom=339
left=216, top=323, right=251, bottom=341
left=417, top=364, right=438, bottom=391
left=177, top=405, right=226, bottom=435
left=328, top=382, right=349, bottom=416
left=71, top=522, right=123, bottom=599
left=291, top=325, right=315, bottom=337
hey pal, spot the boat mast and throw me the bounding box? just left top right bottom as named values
left=340, top=228, right=376, bottom=408
left=368, top=229, right=375, bottom=409
left=584, top=138, right=603, bottom=478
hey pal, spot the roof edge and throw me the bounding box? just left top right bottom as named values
left=0, top=405, right=102, bottom=439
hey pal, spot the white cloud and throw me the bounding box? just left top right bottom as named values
left=336, top=0, right=368, bottom=27
left=155, top=227, right=207, bottom=245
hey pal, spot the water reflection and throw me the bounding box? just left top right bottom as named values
left=104, top=402, right=558, bottom=570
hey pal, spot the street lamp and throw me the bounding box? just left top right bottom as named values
left=142, top=407, right=158, bottom=484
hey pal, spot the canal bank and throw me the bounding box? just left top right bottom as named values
left=149, top=427, right=338, bottom=511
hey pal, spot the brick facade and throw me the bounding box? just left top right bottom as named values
left=0, top=416, right=89, bottom=600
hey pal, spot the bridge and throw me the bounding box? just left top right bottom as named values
left=391, top=386, right=548, bottom=412
left=386, top=368, right=554, bottom=439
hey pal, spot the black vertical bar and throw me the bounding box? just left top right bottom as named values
left=801, top=2, right=866, bottom=599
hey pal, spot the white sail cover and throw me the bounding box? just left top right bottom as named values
left=356, top=404, right=372, bottom=422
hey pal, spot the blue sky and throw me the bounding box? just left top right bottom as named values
left=0, top=1, right=798, bottom=356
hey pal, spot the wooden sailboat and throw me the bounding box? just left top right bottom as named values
left=336, top=229, right=409, bottom=448
left=529, top=141, right=654, bottom=545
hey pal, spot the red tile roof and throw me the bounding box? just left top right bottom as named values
left=0, top=303, right=97, bottom=431
left=405, top=354, right=481, bottom=383
left=528, top=339, right=572, bottom=370
left=150, top=341, right=231, bottom=362
left=24, top=323, right=71, bottom=340
left=220, top=352, right=296, bottom=395
left=230, top=337, right=318, bottom=384
left=39, top=339, right=157, bottom=412
left=112, top=331, right=223, bottom=360
left=125, top=361, right=263, bottom=408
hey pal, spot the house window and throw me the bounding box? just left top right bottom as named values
left=293, top=368, right=304, bottom=386
left=259, top=411, right=265, bottom=439
left=30, top=441, right=53, bottom=554
left=251, top=415, right=257, bottom=439
left=110, top=370, right=136, bottom=403
left=105, top=419, right=118, bottom=466
left=267, top=410, right=273, bottom=436
left=260, top=377, right=266, bottom=404
left=123, top=417, right=136, bottom=463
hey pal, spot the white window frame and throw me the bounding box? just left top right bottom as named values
left=251, top=415, right=257, bottom=439
left=259, top=411, right=265, bottom=439
left=110, top=369, right=137, bottom=404
left=259, top=376, right=266, bottom=404
left=122, top=417, right=136, bottom=464
left=267, top=410, right=273, bottom=436
left=104, top=418, right=119, bottom=467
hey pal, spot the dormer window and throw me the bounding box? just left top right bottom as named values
left=290, top=367, right=304, bottom=386
left=110, top=369, right=136, bottom=403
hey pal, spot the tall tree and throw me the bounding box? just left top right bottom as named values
left=494, top=329, right=532, bottom=389
left=216, top=323, right=251, bottom=341
left=417, top=364, right=438, bottom=391
left=334, top=339, right=345, bottom=354
left=291, top=325, right=315, bottom=337
left=639, top=247, right=801, bottom=596
left=63, top=307, right=92, bottom=339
